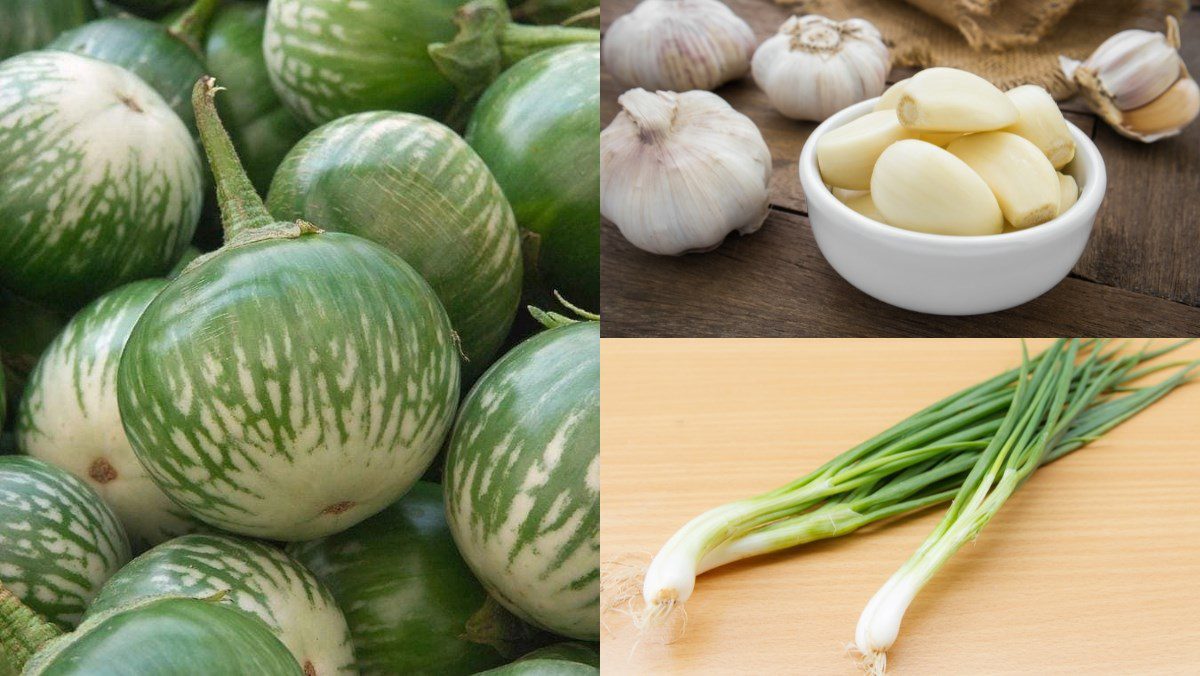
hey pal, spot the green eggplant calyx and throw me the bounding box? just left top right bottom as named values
left=166, top=0, right=221, bottom=56
left=0, top=582, right=63, bottom=671
left=528, top=292, right=599, bottom=329
left=180, top=220, right=323, bottom=276
left=192, top=76, right=286, bottom=244
left=462, top=596, right=547, bottom=659
left=428, top=0, right=599, bottom=129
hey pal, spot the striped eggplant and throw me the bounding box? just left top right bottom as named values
left=288, top=481, right=544, bottom=675
left=205, top=0, right=307, bottom=195
left=467, top=44, right=599, bottom=311
left=262, top=0, right=599, bottom=128
left=444, top=320, right=600, bottom=640
left=479, top=657, right=598, bottom=675
left=0, top=51, right=203, bottom=309
left=0, top=0, right=95, bottom=59
left=516, top=642, right=600, bottom=666
left=17, top=596, right=303, bottom=675
left=267, top=112, right=522, bottom=383
left=47, top=0, right=219, bottom=138
left=16, top=280, right=200, bottom=551
left=117, top=78, right=460, bottom=541
left=87, top=533, right=355, bottom=675
left=0, top=456, right=131, bottom=627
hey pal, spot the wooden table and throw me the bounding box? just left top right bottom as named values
left=600, top=339, right=1200, bottom=674
left=599, top=1, right=1200, bottom=336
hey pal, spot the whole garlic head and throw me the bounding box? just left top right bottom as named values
left=752, top=15, right=890, bottom=121
left=601, top=89, right=772, bottom=256
left=1060, top=17, right=1198, bottom=143
left=603, top=0, right=757, bottom=92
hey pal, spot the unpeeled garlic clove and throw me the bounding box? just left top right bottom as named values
left=1118, top=76, right=1200, bottom=142
left=947, top=132, right=1060, bottom=229
left=752, top=15, right=890, bottom=121
left=870, top=139, right=1003, bottom=236
left=1057, top=173, right=1078, bottom=215
left=603, top=0, right=757, bottom=92
left=600, top=89, right=772, bottom=256
left=816, top=110, right=914, bottom=190
left=1060, top=17, right=1184, bottom=113
left=896, top=67, right=1018, bottom=132
left=1003, top=85, right=1076, bottom=169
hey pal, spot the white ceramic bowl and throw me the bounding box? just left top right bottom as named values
left=799, top=98, right=1106, bottom=316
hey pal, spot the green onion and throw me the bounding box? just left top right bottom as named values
left=608, top=339, right=1196, bottom=639
left=854, top=340, right=1198, bottom=672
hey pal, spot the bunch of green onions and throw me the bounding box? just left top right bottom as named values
left=605, top=340, right=1197, bottom=653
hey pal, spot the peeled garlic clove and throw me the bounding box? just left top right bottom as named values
left=752, top=15, right=890, bottom=121
left=947, top=132, right=1060, bottom=229
left=870, top=139, right=1003, bottom=236
left=600, top=89, right=772, bottom=256
left=896, top=67, right=1018, bottom=132
left=1117, top=76, right=1200, bottom=142
left=603, top=0, right=756, bottom=92
left=842, top=192, right=886, bottom=222
left=874, top=78, right=910, bottom=111
left=817, top=110, right=914, bottom=190
left=1003, top=85, right=1076, bottom=169
left=1057, top=173, right=1078, bottom=215
left=919, top=131, right=964, bottom=147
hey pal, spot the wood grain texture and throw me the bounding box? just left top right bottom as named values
left=600, top=339, right=1200, bottom=675
left=602, top=209, right=1200, bottom=336
left=600, top=1, right=1200, bottom=336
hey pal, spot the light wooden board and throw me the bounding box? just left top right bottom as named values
left=600, top=339, right=1200, bottom=674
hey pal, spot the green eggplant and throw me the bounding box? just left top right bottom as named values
left=116, top=78, right=460, bottom=541
left=267, top=111, right=522, bottom=384
left=262, top=0, right=599, bottom=129
left=467, top=44, right=599, bottom=311
left=289, top=482, right=547, bottom=675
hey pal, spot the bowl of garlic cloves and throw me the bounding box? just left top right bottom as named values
left=798, top=67, right=1106, bottom=316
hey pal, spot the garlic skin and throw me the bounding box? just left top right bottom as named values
left=603, top=0, right=757, bottom=92
left=601, top=89, right=772, bottom=256
left=752, top=15, right=889, bottom=122
left=1060, top=17, right=1198, bottom=143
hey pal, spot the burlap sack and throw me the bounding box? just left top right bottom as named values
left=779, top=0, right=1188, bottom=99
left=902, top=0, right=1079, bottom=51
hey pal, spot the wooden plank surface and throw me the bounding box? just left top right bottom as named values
left=602, top=208, right=1200, bottom=336
left=600, top=339, right=1200, bottom=674
left=600, top=1, right=1200, bottom=336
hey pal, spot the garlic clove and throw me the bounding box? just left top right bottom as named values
left=600, top=88, right=773, bottom=256
left=752, top=14, right=890, bottom=122
left=817, top=110, right=915, bottom=190
left=918, top=131, right=964, bottom=147
left=1057, top=172, right=1078, bottom=215
left=870, top=139, right=1003, bottom=236
left=874, top=78, right=910, bottom=111
left=1077, top=16, right=1184, bottom=111
left=896, top=67, right=1018, bottom=132
left=1117, top=76, right=1200, bottom=143
left=603, top=0, right=757, bottom=92
left=1003, top=85, right=1076, bottom=169
left=947, top=132, right=1060, bottom=229
left=842, top=192, right=886, bottom=222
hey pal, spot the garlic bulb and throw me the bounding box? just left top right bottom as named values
left=751, top=15, right=889, bottom=121
left=603, top=0, right=756, bottom=92
left=600, top=89, right=771, bottom=256
left=1060, top=17, right=1198, bottom=143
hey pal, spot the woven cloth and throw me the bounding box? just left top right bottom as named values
left=779, top=0, right=1188, bottom=99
